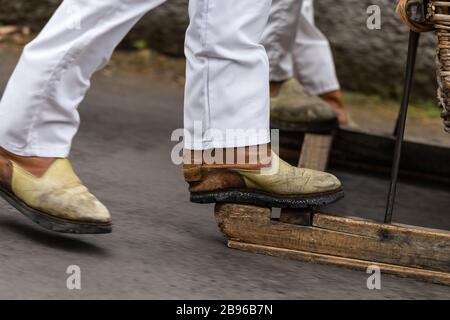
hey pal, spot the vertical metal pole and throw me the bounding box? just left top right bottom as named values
left=385, top=31, right=420, bottom=224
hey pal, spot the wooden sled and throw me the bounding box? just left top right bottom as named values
left=213, top=25, right=450, bottom=286
left=214, top=132, right=450, bottom=286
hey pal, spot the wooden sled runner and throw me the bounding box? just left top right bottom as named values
left=214, top=132, right=450, bottom=286
left=215, top=203, right=450, bottom=286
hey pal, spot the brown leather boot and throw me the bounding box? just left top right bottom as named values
left=184, top=144, right=343, bottom=209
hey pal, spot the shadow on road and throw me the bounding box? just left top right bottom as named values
left=0, top=218, right=110, bottom=256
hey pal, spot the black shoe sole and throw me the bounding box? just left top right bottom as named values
left=0, top=186, right=112, bottom=234
left=190, top=188, right=344, bottom=209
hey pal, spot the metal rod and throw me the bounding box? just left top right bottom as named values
left=393, top=111, right=401, bottom=137
left=385, top=31, right=420, bottom=224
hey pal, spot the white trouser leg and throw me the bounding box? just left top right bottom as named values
left=263, top=0, right=340, bottom=95
left=261, top=0, right=301, bottom=82
left=184, top=0, right=272, bottom=150
left=292, top=0, right=340, bottom=95
left=0, top=0, right=165, bottom=157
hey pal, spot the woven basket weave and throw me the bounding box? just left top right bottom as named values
left=431, top=1, right=450, bottom=132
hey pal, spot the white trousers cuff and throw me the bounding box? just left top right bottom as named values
left=0, top=140, right=71, bottom=158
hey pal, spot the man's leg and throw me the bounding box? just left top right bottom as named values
left=183, top=0, right=343, bottom=209
left=262, top=0, right=337, bottom=130
left=0, top=0, right=166, bottom=233
left=291, top=0, right=339, bottom=95
left=184, top=0, right=272, bottom=150
left=291, top=0, right=346, bottom=123
left=0, top=0, right=165, bottom=158
left=261, top=0, right=301, bottom=92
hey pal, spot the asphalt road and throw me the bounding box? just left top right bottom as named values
left=0, top=48, right=449, bottom=299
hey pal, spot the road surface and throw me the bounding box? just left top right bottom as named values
left=0, top=47, right=449, bottom=299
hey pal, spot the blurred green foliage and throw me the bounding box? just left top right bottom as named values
left=132, top=39, right=148, bottom=50
left=343, top=91, right=441, bottom=119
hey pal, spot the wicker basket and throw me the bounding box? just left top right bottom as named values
left=431, top=1, right=450, bottom=132
left=397, top=0, right=450, bottom=132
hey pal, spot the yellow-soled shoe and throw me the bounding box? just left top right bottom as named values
left=185, top=152, right=343, bottom=209
left=0, top=158, right=112, bottom=234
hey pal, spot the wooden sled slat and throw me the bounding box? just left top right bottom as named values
left=313, top=213, right=450, bottom=242
left=298, top=133, right=333, bottom=170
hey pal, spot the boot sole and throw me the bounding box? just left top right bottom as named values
left=0, top=186, right=112, bottom=234
left=190, top=188, right=344, bottom=209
